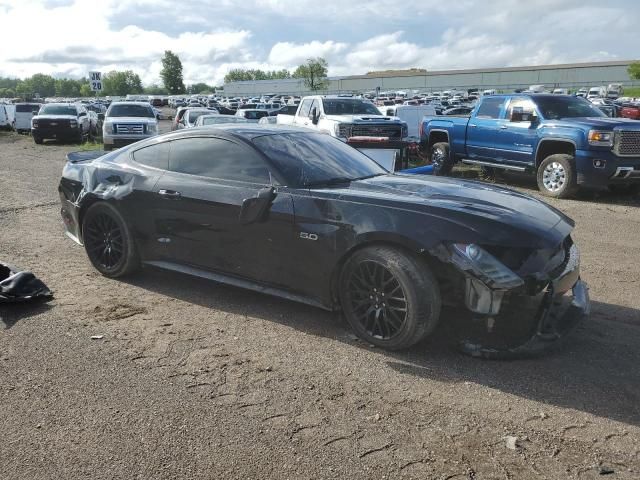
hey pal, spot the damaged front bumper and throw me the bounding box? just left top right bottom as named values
left=435, top=242, right=590, bottom=359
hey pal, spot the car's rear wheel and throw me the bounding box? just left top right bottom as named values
left=537, top=154, right=578, bottom=198
left=430, top=142, right=454, bottom=176
left=339, top=246, right=441, bottom=350
left=82, top=202, right=140, bottom=278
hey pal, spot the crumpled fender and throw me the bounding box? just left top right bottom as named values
left=0, top=261, right=53, bottom=304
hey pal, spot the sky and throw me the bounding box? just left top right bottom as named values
left=0, top=0, right=638, bottom=86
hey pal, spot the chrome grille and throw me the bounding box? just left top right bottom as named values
left=115, top=123, right=144, bottom=135
left=614, top=130, right=640, bottom=157
left=350, top=124, right=402, bottom=139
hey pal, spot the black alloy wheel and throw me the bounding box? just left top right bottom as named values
left=339, top=246, right=441, bottom=350
left=345, top=260, right=408, bottom=340
left=82, top=202, right=140, bottom=277
left=84, top=212, right=125, bottom=271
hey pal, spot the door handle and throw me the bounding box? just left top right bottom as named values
left=158, top=189, right=181, bottom=198
left=469, top=123, right=477, bottom=128
left=500, top=125, right=508, bottom=129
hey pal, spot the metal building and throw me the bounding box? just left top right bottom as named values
left=223, top=60, right=639, bottom=96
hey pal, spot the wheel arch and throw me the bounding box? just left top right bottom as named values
left=535, top=139, right=576, bottom=168
left=427, top=129, right=450, bottom=150
left=329, top=233, right=443, bottom=309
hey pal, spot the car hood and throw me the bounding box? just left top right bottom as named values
left=33, top=114, right=77, bottom=121
left=105, top=116, right=157, bottom=124
left=552, top=117, right=640, bottom=130
left=315, top=174, right=574, bottom=249
left=324, top=114, right=402, bottom=124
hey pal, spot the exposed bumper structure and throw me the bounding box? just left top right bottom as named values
left=436, top=241, right=590, bottom=359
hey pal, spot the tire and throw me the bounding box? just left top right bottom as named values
left=81, top=202, right=140, bottom=278
left=33, top=135, right=43, bottom=144
left=339, top=246, right=441, bottom=350
left=537, top=154, right=578, bottom=198
left=430, top=142, right=454, bottom=176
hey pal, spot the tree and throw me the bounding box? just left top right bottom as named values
left=224, top=68, right=291, bottom=84
left=55, top=78, right=81, bottom=97
left=29, top=74, right=56, bottom=97
left=79, top=84, right=93, bottom=97
left=629, top=62, right=640, bottom=80
left=102, top=70, right=143, bottom=96
left=160, top=50, right=185, bottom=94
left=0, top=87, right=15, bottom=98
left=187, top=82, right=215, bottom=94
left=143, top=84, right=168, bottom=95
left=292, top=58, right=329, bottom=91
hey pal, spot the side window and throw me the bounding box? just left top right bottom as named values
left=506, top=99, right=536, bottom=121
left=132, top=142, right=170, bottom=170
left=298, top=99, right=312, bottom=118
left=476, top=97, right=505, bottom=119
left=169, top=137, right=270, bottom=184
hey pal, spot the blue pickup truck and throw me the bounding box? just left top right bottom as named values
left=420, top=94, right=640, bottom=197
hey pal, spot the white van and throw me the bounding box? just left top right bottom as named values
left=377, top=104, right=437, bottom=141
left=14, top=103, right=41, bottom=133
left=587, top=86, right=606, bottom=100
left=606, top=83, right=624, bottom=99
left=0, top=104, right=15, bottom=130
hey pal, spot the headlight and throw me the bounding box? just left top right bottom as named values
left=450, top=243, right=524, bottom=289
left=147, top=123, right=158, bottom=133
left=32, top=120, right=38, bottom=128
left=588, top=130, right=613, bottom=147
left=333, top=123, right=341, bottom=136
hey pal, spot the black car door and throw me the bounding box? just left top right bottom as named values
left=152, top=136, right=297, bottom=288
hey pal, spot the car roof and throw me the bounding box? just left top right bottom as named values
left=109, top=101, right=152, bottom=106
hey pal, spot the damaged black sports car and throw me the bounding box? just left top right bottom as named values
left=58, top=125, right=589, bottom=356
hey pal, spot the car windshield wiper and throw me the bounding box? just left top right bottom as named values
left=303, top=177, right=354, bottom=188
left=353, top=173, right=387, bottom=180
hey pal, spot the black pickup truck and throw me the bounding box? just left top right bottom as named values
left=31, top=103, right=91, bottom=144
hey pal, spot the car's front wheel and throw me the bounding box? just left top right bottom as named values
left=537, top=154, right=578, bottom=198
left=82, top=202, right=140, bottom=278
left=339, top=246, right=441, bottom=350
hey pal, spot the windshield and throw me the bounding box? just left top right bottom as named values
left=533, top=96, right=606, bottom=119
left=188, top=110, right=210, bottom=123
left=322, top=99, right=381, bottom=116
left=252, top=132, right=387, bottom=187
left=39, top=105, right=76, bottom=115
left=244, top=110, right=268, bottom=120
left=108, top=104, right=154, bottom=118
left=17, top=104, right=41, bottom=113
left=201, top=116, right=249, bottom=125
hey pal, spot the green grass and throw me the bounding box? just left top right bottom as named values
left=623, top=87, right=640, bottom=98
left=78, top=140, right=104, bottom=151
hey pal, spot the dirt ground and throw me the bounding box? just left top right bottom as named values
left=1, top=122, right=639, bottom=480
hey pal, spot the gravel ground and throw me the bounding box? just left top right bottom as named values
left=1, top=122, right=639, bottom=479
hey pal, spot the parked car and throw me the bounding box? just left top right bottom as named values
left=14, top=103, right=42, bottom=133
left=286, top=95, right=409, bottom=171
left=552, top=88, right=569, bottom=95
left=194, top=115, right=251, bottom=127
left=576, top=88, right=589, bottom=98
left=421, top=94, right=640, bottom=198
left=58, top=125, right=588, bottom=357
left=0, top=104, right=14, bottom=130
left=31, top=103, right=90, bottom=144
left=587, top=86, right=606, bottom=100
left=178, top=108, right=219, bottom=128
left=102, top=101, right=159, bottom=150
left=235, top=109, right=269, bottom=121
left=620, top=103, right=640, bottom=120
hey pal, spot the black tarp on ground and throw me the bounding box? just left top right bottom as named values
left=0, top=261, right=53, bottom=304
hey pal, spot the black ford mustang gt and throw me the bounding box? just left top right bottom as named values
left=58, top=125, right=589, bottom=356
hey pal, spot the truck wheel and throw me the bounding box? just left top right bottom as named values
left=537, top=154, right=578, bottom=198
left=430, top=142, right=454, bottom=176
left=33, top=135, right=43, bottom=144
left=339, top=246, right=441, bottom=350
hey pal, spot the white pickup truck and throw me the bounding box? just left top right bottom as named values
left=283, top=95, right=409, bottom=170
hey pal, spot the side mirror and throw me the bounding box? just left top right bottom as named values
left=156, top=114, right=161, bottom=120
left=239, top=186, right=277, bottom=225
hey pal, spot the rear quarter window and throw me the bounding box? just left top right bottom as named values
left=132, top=142, right=169, bottom=170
